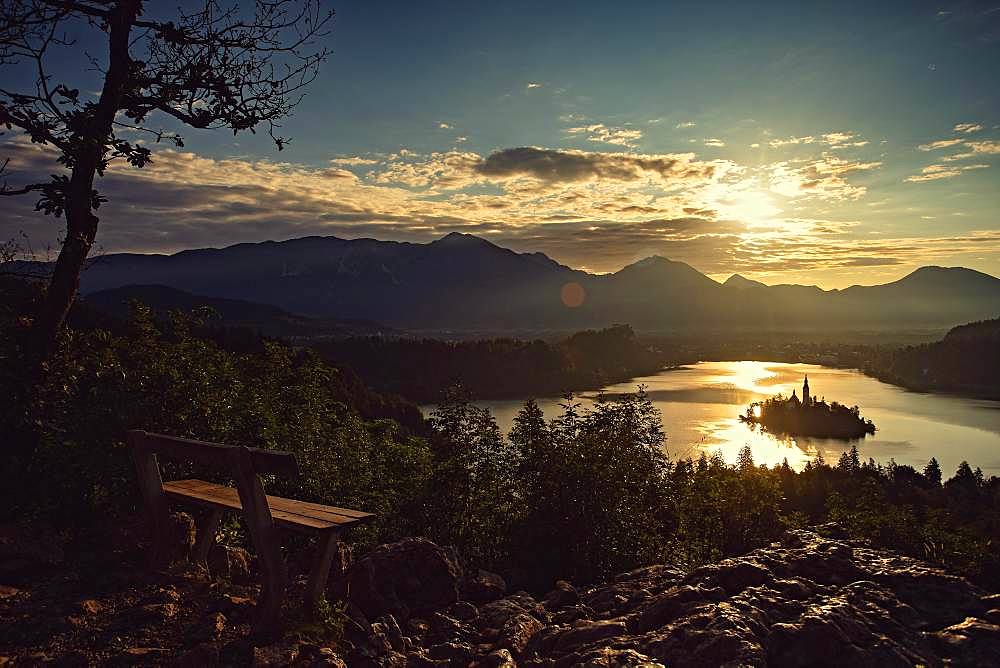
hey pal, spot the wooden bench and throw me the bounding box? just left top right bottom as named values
left=128, top=430, right=374, bottom=632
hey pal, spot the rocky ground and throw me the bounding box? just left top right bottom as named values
left=2, top=519, right=999, bottom=666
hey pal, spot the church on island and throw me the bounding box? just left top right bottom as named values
left=742, top=375, right=876, bottom=439
left=789, top=375, right=813, bottom=407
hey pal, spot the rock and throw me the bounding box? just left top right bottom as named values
left=297, top=643, right=350, bottom=667
left=479, top=595, right=537, bottom=629
left=374, top=614, right=405, bottom=652
left=551, top=620, right=628, bottom=653
left=497, top=612, right=543, bottom=655
left=543, top=580, right=579, bottom=610
left=154, top=585, right=181, bottom=604
left=208, top=544, right=252, bottom=584
left=139, top=602, right=180, bottom=623
left=203, top=611, right=227, bottom=640
left=78, top=598, right=102, bottom=615
left=427, top=642, right=474, bottom=663
left=551, top=604, right=595, bottom=625
left=0, top=585, right=21, bottom=600
left=449, top=600, right=479, bottom=621
left=347, top=537, right=462, bottom=621
left=929, top=617, right=1000, bottom=666
left=478, top=648, right=517, bottom=667
left=461, top=569, right=507, bottom=603
left=635, top=585, right=722, bottom=632
left=574, top=647, right=665, bottom=666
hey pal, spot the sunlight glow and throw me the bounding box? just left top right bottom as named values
left=703, top=181, right=782, bottom=226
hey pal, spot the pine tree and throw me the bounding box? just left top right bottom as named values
left=923, top=458, right=942, bottom=486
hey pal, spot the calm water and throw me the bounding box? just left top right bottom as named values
left=432, top=362, right=1000, bottom=476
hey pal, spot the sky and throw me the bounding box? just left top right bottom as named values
left=2, top=0, right=999, bottom=288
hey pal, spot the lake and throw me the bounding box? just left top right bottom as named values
left=430, top=361, right=1000, bottom=476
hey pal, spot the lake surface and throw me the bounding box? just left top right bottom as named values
left=431, top=361, right=1000, bottom=476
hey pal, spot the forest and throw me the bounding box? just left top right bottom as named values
left=2, top=277, right=998, bottom=596
left=862, top=318, right=1000, bottom=399
left=311, top=324, right=665, bottom=403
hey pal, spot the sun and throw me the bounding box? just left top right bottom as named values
left=727, top=189, right=782, bottom=226
left=702, top=181, right=782, bottom=226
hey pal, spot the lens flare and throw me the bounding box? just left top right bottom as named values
left=561, top=282, right=586, bottom=308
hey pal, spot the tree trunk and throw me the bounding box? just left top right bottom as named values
left=27, top=0, right=139, bottom=365
left=30, top=208, right=99, bottom=362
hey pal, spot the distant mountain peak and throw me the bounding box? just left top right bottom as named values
left=724, top=274, right=767, bottom=290
left=433, top=231, right=494, bottom=247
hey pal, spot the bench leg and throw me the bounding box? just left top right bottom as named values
left=193, top=508, right=224, bottom=566
left=130, top=444, right=171, bottom=569
left=306, top=531, right=341, bottom=614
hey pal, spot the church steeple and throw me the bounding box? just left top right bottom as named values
left=803, top=375, right=811, bottom=407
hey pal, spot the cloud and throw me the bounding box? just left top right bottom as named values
left=966, top=140, right=1000, bottom=154
left=905, top=163, right=990, bottom=182
left=918, top=138, right=965, bottom=151
left=565, top=123, right=643, bottom=147
left=473, top=147, right=721, bottom=186
left=703, top=139, right=726, bottom=147
left=674, top=121, right=696, bottom=129
left=770, top=132, right=869, bottom=149
left=953, top=122, right=983, bottom=134
left=769, top=136, right=816, bottom=148
left=330, top=156, right=380, bottom=166
left=769, top=155, right=882, bottom=200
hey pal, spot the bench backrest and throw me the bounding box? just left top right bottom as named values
left=128, top=430, right=300, bottom=479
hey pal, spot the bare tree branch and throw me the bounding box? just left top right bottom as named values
left=0, top=0, right=335, bottom=361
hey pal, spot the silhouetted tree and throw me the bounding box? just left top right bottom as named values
left=0, top=0, right=333, bottom=362
left=736, top=444, right=754, bottom=472
left=923, top=457, right=943, bottom=487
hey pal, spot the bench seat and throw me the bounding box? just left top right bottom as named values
left=163, top=479, right=375, bottom=534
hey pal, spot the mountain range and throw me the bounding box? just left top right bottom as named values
left=27, top=233, right=1000, bottom=333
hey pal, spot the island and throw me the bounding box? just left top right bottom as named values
left=740, top=375, right=876, bottom=439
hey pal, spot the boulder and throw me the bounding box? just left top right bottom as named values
left=497, top=612, right=543, bottom=656
left=347, top=538, right=462, bottom=621
left=543, top=580, right=580, bottom=610
left=461, top=569, right=507, bottom=603
left=207, top=544, right=252, bottom=584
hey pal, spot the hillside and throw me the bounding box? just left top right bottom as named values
left=83, top=284, right=400, bottom=340
left=864, top=318, right=1000, bottom=398
left=14, top=233, right=1000, bottom=332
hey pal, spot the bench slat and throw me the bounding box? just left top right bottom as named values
left=172, top=479, right=374, bottom=522
left=162, top=480, right=373, bottom=533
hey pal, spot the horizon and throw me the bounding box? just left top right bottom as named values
left=1, top=0, right=999, bottom=289
left=67, top=229, right=1000, bottom=290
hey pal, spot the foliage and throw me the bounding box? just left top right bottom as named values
left=2, top=281, right=998, bottom=594
left=0, top=283, right=431, bottom=550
